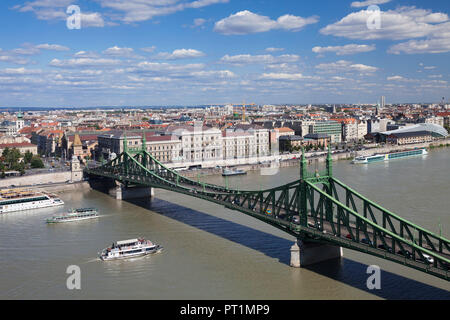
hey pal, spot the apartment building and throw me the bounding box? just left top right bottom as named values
left=222, top=130, right=257, bottom=159
left=165, top=125, right=223, bottom=162
left=309, top=121, right=342, bottom=143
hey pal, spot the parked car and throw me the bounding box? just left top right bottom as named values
left=420, top=254, right=434, bottom=264
left=345, top=234, right=352, bottom=240
left=361, top=238, right=372, bottom=245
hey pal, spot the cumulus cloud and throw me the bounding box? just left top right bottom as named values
left=155, top=49, right=206, bottom=60
left=190, top=18, right=207, bottom=28
left=388, top=36, right=450, bottom=54
left=219, top=54, right=299, bottom=65
left=386, top=75, right=418, bottom=82
left=141, top=46, right=157, bottom=53
left=0, top=67, right=43, bottom=75
left=49, top=58, right=121, bottom=68
left=214, top=10, right=318, bottom=35
left=320, top=6, right=449, bottom=40
left=13, top=0, right=105, bottom=27
left=35, top=44, right=70, bottom=51
left=190, top=70, right=236, bottom=78
left=97, top=0, right=229, bottom=23
left=259, top=73, right=306, bottom=81
left=387, top=75, right=405, bottom=81
left=103, top=46, right=135, bottom=57
left=79, top=12, right=105, bottom=28
left=315, top=60, right=378, bottom=74
left=265, top=47, right=285, bottom=52
left=351, top=0, right=392, bottom=8
left=134, top=61, right=205, bottom=74
left=312, top=44, right=376, bottom=55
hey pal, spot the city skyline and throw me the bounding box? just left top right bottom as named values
left=0, top=0, right=449, bottom=107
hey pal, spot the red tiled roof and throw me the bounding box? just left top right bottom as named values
left=0, top=142, right=36, bottom=148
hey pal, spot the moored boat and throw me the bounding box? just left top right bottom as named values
left=352, top=147, right=428, bottom=164
left=99, top=238, right=163, bottom=261
left=0, top=189, right=64, bottom=214
left=46, top=208, right=98, bottom=224
left=222, top=168, right=247, bottom=176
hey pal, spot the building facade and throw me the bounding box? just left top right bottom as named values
left=309, top=121, right=342, bottom=143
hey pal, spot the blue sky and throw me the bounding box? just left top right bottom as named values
left=0, top=0, right=449, bottom=107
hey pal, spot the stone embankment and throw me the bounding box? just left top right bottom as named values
left=0, top=171, right=73, bottom=188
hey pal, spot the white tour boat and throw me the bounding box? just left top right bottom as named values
left=99, top=238, right=163, bottom=261
left=352, top=147, right=428, bottom=164
left=0, top=189, right=64, bottom=214
left=46, top=208, right=98, bottom=224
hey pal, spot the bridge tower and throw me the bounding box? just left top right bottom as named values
left=299, top=148, right=308, bottom=228
left=114, top=132, right=154, bottom=200
left=290, top=146, right=342, bottom=268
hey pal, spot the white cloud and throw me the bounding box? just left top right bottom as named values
left=387, top=75, right=405, bottom=81
left=134, top=61, right=205, bottom=74
left=14, top=1, right=105, bottom=27
left=388, top=36, right=450, bottom=54
left=0, top=67, right=42, bottom=75
left=214, top=10, right=318, bottom=35
left=192, top=18, right=207, bottom=28
left=386, top=75, right=418, bottom=82
left=155, top=49, right=205, bottom=60
left=35, top=44, right=70, bottom=51
left=190, top=70, right=236, bottom=78
left=49, top=58, right=121, bottom=68
left=8, top=43, right=70, bottom=57
left=219, top=54, right=299, bottom=65
left=97, top=0, right=229, bottom=23
left=0, top=49, right=30, bottom=65
left=351, top=0, right=392, bottom=8
left=259, top=73, right=306, bottom=81
left=141, top=46, right=157, bottom=53
left=265, top=47, right=285, bottom=52
left=103, top=46, right=135, bottom=57
left=315, top=60, right=378, bottom=73
left=312, top=44, right=376, bottom=55
left=320, top=6, right=449, bottom=40
left=74, top=51, right=100, bottom=58
left=80, top=12, right=105, bottom=28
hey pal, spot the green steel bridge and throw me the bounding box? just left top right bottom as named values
left=85, top=138, right=450, bottom=281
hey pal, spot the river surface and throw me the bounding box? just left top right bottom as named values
left=1, top=149, right=450, bottom=299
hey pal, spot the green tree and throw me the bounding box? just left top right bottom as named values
left=2, top=147, right=10, bottom=158
left=4, top=148, right=21, bottom=169
left=16, top=162, right=25, bottom=176
left=24, top=151, right=33, bottom=164
left=30, top=156, right=45, bottom=169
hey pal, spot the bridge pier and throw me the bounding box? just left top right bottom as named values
left=290, top=240, right=342, bottom=268
left=114, top=184, right=154, bottom=200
